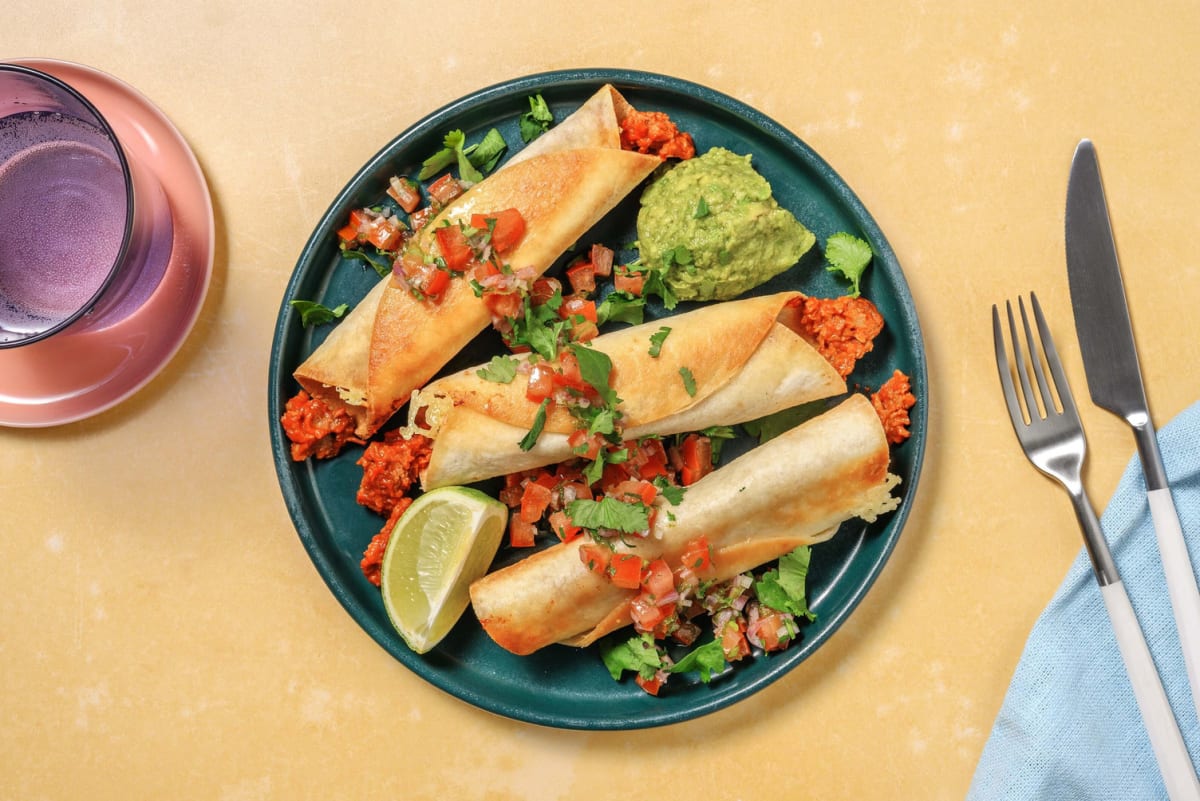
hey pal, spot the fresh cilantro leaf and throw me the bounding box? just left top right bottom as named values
left=418, top=129, right=463, bottom=180
left=290, top=299, right=349, bottom=327
left=639, top=264, right=679, bottom=310
left=465, top=128, right=507, bottom=172
left=340, top=247, right=392, bottom=277
left=418, top=128, right=485, bottom=183
left=679, top=366, right=697, bottom=397
left=742, top=400, right=828, bottom=444
left=569, top=343, right=620, bottom=406
left=519, top=94, right=554, bottom=143
left=600, top=632, right=662, bottom=681
left=566, top=496, right=650, bottom=534
left=698, top=425, right=736, bottom=463
left=754, top=545, right=817, bottom=621
left=668, top=639, right=727, bottom=682
left=648, top=326, right=671, bottom=357
left=651, top=474, right=685, bottom=505
left=518, top=398, right=551, bottom=452
left=582, top=445, right=627, bottom=486
left=476, top=354, right=519, bottom=383
left=693, top=196, right=710, bottom=219
left=597, top=291, right=646, bottom=325
left=824, top=232, right=873, bottom=298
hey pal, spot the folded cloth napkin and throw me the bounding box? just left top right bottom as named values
left=968, top=400, right=1200, bottom=801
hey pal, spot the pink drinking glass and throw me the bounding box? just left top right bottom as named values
left=0, top=63, right=172, bottom=348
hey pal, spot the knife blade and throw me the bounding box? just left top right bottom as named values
left=1065, top=138, right=1200, bottom=718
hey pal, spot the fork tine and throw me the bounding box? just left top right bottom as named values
left=1029, top=292, right=1080, bottom=419
left=992, top=304, right=1024, bottom=428
left=1018, top=295, right=1058, bottom=418
left=1005, top=299, right=1041, bottom=422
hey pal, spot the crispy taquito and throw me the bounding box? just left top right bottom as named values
left=292, top=85, right=661, bottom=443
left=412, top=291, right=846, bottom=489
left=468, top=393, right=900, bottom=655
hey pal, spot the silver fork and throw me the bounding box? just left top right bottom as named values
left=994, top=293, right=1200, bottom=800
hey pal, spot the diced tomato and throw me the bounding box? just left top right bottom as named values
left=509, top=515, right=537, bottom=548
left=579, top=542, right=611, bottom=575
left=553, top=351, right=591, bottom=394
left=387, top=176, right=422, bottom=213
left=434, top=224, right=473, bottom=272
left=613, top=268, right=645, bottom=296
left=635, top=672, right=664, bottom=696
left=365, top=216, right=405, bottom=251
left=628, top=438, right=669, bottom=480
left=589, top=244, right=614, bottom=277
left=427, top=174, right=464, bottom=207
left=720, top=619, right=751, bottom=662
left=609, top=553, right=644, bottom=589
left=630, top=592, right=674, bottom=632
left=470, top=208, right=526, bottom=253
left=565, top=260, right=597, bottom=295
left=526, top=362, right=556, bottom=403
left=422, top=267, right=450, bottom=299
left=610, top=479, right=658, bottom=508
left=548, top=510, right=582, bottom=542
left=530, top=277, right=561, bottom=306
left=483, top=290, right=523, bottom=321
left=567, top=429, right=602, bottom=460
left=679, top=536, right=713, bottom=573
left=755, top=612, right=792, bottom=652
left=518, top=481, right=553, bottom=524
left=559, top=296, right=598, bottom=323
left=640, top=558, right=675, bottom=599
left=336, top=224, right=358, bottom=243
left=679, top=434, right=714, bottom=486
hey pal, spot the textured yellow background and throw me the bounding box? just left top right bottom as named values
left=4, top=2, right=1199, bottom=798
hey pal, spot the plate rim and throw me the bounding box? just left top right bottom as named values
left=268, top=68, right=927, bottom=730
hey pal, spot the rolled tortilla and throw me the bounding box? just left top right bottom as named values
left=468, top=393, right=900, bottom=655
left=413, top=291, right=846, bottom=489
left=292, top=85, right=661, bottom=440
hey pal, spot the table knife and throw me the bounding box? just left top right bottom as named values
left=1065, top=138, right=1200, bottom=719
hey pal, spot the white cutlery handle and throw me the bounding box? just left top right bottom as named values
left=1101, top=579, right=1200, bottom=801
left=1149, top=487, right=1200, bottom=720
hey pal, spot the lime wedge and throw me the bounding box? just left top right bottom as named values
left=379, top=486, right=508, bottom=654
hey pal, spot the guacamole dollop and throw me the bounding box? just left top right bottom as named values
left=636, top=147, right=815, bottom=301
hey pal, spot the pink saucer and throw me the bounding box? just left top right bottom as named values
left=0, top=59, right=213, bottom=427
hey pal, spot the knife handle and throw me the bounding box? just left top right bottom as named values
left=1148, top=486, right=1200, bottom=720
left=1101, top=579, right=1200, bottom=801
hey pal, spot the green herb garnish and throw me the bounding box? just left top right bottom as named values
left=476, top=354, right=519, bottom=383
left=566, top=496, right=650, bottom=534
left=518, top=397, right=551, bottom=451
left=648, top=326, right=671, bottom=357
left=290, top=299, right=349, bottom=327
left=519, top=94, right=554, bottom=142
left=679, top=366, right=697, bottom=396
left=824, top=232, right=873, bottom=297
left=754, top=545, right=817, bottom=621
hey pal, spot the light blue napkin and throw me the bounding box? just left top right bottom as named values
left=968, top=401, right=1200, bottom=801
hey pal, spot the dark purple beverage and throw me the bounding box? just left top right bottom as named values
left=0, top=111, right=129, bottom=339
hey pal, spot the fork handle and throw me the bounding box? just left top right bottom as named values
left=1101, top=579, right=1200, bottom=801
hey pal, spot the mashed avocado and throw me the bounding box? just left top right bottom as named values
left=636, top=147, right=815, bottom=301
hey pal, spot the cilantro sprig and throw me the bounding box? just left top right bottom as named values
left=519, top=94, right=554, bottom=142
left=290, top=299, right=349, bottom=327
left=824, top=232, right=873, bottom=297
left=418, top=128, right=508, bottom=183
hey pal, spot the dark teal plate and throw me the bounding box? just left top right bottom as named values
left=268, top=69, right=927, bottom=730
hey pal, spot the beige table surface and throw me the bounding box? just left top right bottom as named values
left=4, top=2, right=1199, bottom=798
